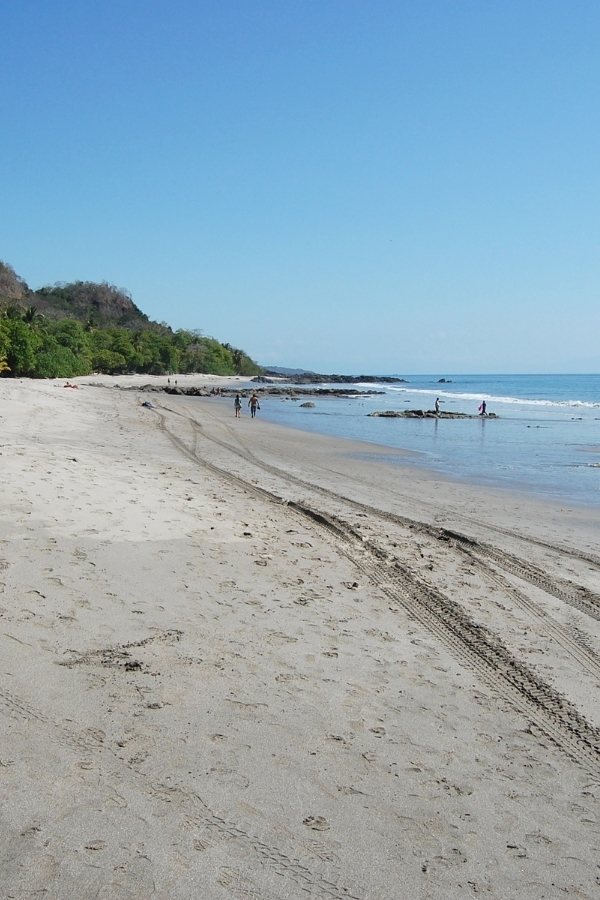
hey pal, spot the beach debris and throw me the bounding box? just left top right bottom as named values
left=124, top=659, right=143, bottom=671
left=141, top=400, right=155, bottom=408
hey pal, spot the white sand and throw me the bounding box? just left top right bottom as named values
left=1, top=377, right=599, bottom=899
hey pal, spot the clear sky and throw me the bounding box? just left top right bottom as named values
left=1, top=1, right=599, bottom=374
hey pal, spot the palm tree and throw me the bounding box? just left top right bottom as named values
left=23, top=305, right=43, bottom=325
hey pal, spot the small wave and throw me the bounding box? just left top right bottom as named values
left=385, top=386, right=600, bottom=409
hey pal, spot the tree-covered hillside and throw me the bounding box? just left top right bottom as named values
left=0, top=262, right=262, bottom=378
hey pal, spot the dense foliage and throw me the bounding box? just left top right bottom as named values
left=0, top=261, right=262, bottom=378
left=0, top=311, right=261, bottom=378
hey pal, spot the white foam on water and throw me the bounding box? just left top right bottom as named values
left=383, top=386, right=600, bottom=409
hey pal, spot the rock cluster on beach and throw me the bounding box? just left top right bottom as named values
left=111, top=383, right=499, bottom=417
left=369, top=409, right=498, bottom=419
left=115, top=383, right=386, bottom=398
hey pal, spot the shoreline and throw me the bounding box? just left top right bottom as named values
left=1, top=377, right=599, bottom=898
left=76, top=372, right=600, bottom=511
left=185, top=392, right=599, bottom=548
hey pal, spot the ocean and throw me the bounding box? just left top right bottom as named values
left=256, top=374, right=600, bottom=508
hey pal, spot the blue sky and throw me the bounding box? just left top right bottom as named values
left=1, top=1, right=599, bottom=373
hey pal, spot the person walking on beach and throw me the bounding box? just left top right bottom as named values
left=435, top=397, right=440, bottom=415
left=248, top=393, right=260, bottom=418
left=478, top=400, right=487, bottom=416
left=234, top=393, right=242, bottom=418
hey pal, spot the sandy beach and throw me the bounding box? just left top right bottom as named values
left=1, top=375, right=599, bottom=900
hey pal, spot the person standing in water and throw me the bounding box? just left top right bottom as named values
left=435, top=397, right=440, bottom=414
left=248, top=393, right=260, bottom=418
left=234, top=394, right=242, bottom=418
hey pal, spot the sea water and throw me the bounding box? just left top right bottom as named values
left=257, top=374, right=600, bottom=507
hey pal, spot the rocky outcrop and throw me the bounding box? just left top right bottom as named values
left=0, top=261, right=28, bottom=303
left=116, top=384, right=384, bottom=398
left=369, top=409, right=497, bottom=419
left=162, top=386, right=385, bottom=398
left=31, top=280, right=153, bottom=328
left=264, top=372, right=407, bottom=385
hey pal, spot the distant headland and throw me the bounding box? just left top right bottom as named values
left=262, top=369, right=408, bottom=385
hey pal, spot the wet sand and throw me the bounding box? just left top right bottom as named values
left=1, top=375, right=599, bottom=899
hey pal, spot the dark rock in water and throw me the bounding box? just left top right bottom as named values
left=437, top=378, right=452, bottom=383
left=369, top=409, right=498, bottom=419
left=252, top=375, right=274, bottom=383
left=299, top=401, right=315, bottom=408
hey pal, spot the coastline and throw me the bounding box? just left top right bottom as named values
left=77, top=372, right=600, bottom=510
left=1, top=376, right=599, bottom=898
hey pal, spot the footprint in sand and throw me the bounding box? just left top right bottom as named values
left=303, top=815, right=330, bottom=831
left=84, top=840, right=106, bottom=851
left=369, top=726, right=386, bottom=737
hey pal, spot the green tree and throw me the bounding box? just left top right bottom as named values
left=4, top=319, right=39, bottom=376
left=50, top=319, right=88, bottom=354
left=0, top=319, right=10, bottom=375
left=90, top=349, right=128, bottom=373
left=107, top=329, right=135, bottom=371
left=34, top=343, right=85, bottom=378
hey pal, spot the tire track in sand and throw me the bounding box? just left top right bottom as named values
left=162, top=402, right=600, bottom=624
left=171, top=401, right=600, bottom=571
left=155, top=408, right=600, bottom=779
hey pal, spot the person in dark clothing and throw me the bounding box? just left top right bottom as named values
left=248, top=394, right=260, bottom=418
